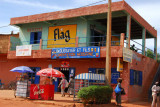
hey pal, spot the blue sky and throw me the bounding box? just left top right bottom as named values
left=0, top=0, right=159, bottom=52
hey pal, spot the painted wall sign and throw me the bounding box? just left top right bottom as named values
left=16, top=45, right=32, bottom=56
left=27, top=27, right=42, bottom=32
left=47, top=25, right=77, bottom=48
left=123, top=47, right=132, bottom=63
left=111, top=36, right=120, bottom=46
left=61, top=61, right=69, bottom=68
left=33, top=85, right=44, bottom=95
left=117, top=58, right=123, bottom=72
left=51, top=46, right=100, bottom=59
left=132, top=53, right=141, bottom=62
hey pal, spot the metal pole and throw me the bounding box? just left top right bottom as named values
left=105, top=0, right=112, bottom=84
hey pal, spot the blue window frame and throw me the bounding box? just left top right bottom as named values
left=88, top=68, right=119, bottom=84
left=111, top=68, right=120, bottom=84
left=30, top=32, right=42, bottom=44
left=130, top=69, right=142, bottom=86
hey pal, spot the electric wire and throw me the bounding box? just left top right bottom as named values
left=0, top=25, right=10, bottom=28
left=15, top=0, right=107, bottom=24
left=0, top=0, right=106, bottom=29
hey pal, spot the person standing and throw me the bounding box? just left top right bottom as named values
left=151, top=82, right=160, bottom=107
left=58, top=77, right=68, bottom=97
left=67, top=76, right=74, bottom=97
left=115, top=78, right=123, bottom=107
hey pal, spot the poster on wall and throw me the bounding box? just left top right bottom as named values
left=123, top=47, right=132, bottom=63
left=47, top=24, right=77, bottom=48
left=111, top=35, right=120, bottom=46
left=117, top=58, right=123, bottom=72
left=61, top=61, right=69, bottom=68
left=16, top=45, right=32, bottom=56
left=51, top=46, right=100, bottom=59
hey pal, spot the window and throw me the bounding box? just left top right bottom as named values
left=130, top=70, right=142, bottom=86
left=90, top=25, right=105, bottom=46
left=30, top=32, right=42, bottom=44
left=96, top=68, right=105, bottom=74
left=111, top=68, right=120, bottom=84
left=88, top=68, right=119, bottom=84
left=88, top=68, right=105, bottom=83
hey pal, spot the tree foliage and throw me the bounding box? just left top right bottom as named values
left=146, top=49, right=160, bottom=62
left=146, top=49, right=154, bottom=59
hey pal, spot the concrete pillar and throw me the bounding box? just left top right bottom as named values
left=126, top=15, right=131, bottom=49
left=76, top=36, right=79, bottom=47
left=142, top=28, right=146, bottom=55
left=120, top=33, right=125, bottom=47
left=154, top=37, right=157, bottom=60
left=39, top=39, right=42, bottom=50
left=8, top=36, right=11, bottom=52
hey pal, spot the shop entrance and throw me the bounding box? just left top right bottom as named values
left=54, top=67, right=75, bottom=92
left=60, top=68, right=70, bottom=81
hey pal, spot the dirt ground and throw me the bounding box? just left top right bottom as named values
left=0, top=90, right=151, bottom=107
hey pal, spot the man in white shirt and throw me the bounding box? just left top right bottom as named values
left=151, top=82, right=160, bottom=107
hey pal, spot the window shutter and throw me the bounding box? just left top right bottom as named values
left=88, top=68, right=96, bottom=82
left=88, top=68, right=96, bottom=73
left=37, top=32, right=42, bottom=43
left=134, top=70, right=138, bottom=84
left=138, top=71, right=143, bottom=86
left=111, top=68, right=120, bottom=84
left=34, top=67, right=41, bottom=84
left=130, top=69, right=134, bottom=85
left=69, top=68, right=75, bottom=78
left=54, top=67, right=60, bottom=92
left=30, top=32, right=35, bottom=44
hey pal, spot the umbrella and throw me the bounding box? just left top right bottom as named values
left=10, top=66, right=34, bottom=73
left=36, top=68, right=64, bottom=78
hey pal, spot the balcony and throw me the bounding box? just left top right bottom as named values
left=7, top=34, right=125, bottom=59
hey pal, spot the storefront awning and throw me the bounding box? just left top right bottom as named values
left=75, top=73, right=105, bottom=81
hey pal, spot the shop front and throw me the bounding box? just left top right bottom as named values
left=53, top=67, right=75, bottom=92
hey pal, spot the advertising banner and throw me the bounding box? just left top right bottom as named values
left=16, top=45, right=32, bottom=56
left=111, top=36, right=120, bottom=46
left=47, top=24, right=77, bottom=48
left=51, top=46, right=100, bottom=59
left=61, top=61, right=69, bottom=67
left=117, top=58, right=123, bottom=72
left=30, top=84, right=54, bottom=100
left=123, top=47, right=132, bottom=63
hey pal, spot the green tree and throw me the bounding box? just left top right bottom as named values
left=146, top=49, right=154, bottom=59
left=146, top=50, right=160, bottom=62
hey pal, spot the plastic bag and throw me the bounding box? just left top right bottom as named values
left=114, top=84, right=121, bottom=93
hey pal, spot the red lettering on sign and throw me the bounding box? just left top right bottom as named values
left=27, top=27, right=43, bottom=32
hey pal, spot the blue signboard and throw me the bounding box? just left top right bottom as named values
left=51, top=47, right=100, bottom=59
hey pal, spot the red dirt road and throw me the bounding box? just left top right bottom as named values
left=0, top=90, right=151, bottom=107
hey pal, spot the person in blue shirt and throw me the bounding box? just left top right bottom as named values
left=116, top=78, right=123, bottom=107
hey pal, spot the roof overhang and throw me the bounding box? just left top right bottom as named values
left=10, top=1, right=157, bottom=38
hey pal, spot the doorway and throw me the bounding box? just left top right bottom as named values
left=60, top=67, right=70, bottom=81
left=54, top=67, right=75, bottom=92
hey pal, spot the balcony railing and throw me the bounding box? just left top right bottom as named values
left=9, top=35, right=122, bottom=51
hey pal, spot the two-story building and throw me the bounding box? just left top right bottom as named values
left=2, top=1, right=159, bottom=101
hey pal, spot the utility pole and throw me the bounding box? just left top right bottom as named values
left=105, top=0, right=112, bottom=84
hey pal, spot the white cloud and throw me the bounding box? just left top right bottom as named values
left=3, top=0, right=63, bottom=10
left=132, top=2, right=160, bottom=30
left=131, top=2, right=160, bottom=52
left=0, top=22, right=19, bottom=34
